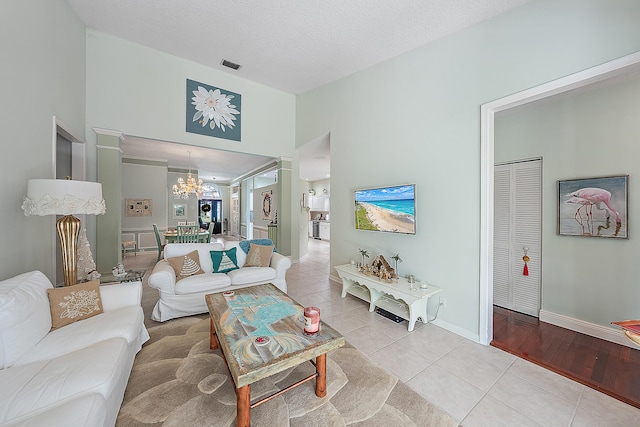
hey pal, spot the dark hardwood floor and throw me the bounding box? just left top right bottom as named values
left=491, top=305, right=640, bottom=409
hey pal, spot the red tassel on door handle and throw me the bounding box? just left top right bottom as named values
left=522, top=247, right=530, bottom=276
left=523, top=263, right=529, bottom=276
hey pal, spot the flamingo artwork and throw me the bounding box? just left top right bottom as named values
left=565, top=187, right=621, bottom=236
left=565, top=196, right=595, bottom=234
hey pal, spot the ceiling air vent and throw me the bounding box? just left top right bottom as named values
left=221, top=59, right=241, bottom=70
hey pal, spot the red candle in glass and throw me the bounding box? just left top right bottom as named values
left=304, top=306, right=320, bottom=335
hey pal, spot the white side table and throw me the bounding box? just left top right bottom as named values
left=335, top=264, right=441, bottom=331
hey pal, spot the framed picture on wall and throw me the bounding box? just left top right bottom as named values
left=261, top=190, right=273, bottom=220
left=185, top=79, right=241, bottom=142
left=558, top=175, right=628, bottom=238
left=125, top=198, right=153, bottom=217
left=173, top=204, right=187, bottom=220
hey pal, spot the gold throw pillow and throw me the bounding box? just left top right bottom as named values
left=244, top=243, right=274, bottom=267
left=167, top=250, right=205, bottom=281
left=47, top=279, right=104, bottom=330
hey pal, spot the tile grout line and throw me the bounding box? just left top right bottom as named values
left=460, top=357, right=542, bottom=426
left=568, top=387, right=586, bottom=426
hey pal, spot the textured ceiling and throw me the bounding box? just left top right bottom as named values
left=66, top=0, right=533, bottom=182
left=66, top=0, right=532, bottom=95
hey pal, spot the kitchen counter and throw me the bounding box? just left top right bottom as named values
left=309, top=220, right=330, bottom=240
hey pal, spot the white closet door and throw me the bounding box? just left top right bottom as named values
left=494, top=160, right=541, bottom=317
left=493, top=167, right=511, bottom=308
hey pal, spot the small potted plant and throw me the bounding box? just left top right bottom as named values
left=359, top=248, right=369, bottom=267
left=391, top=253, right=402, bottom=277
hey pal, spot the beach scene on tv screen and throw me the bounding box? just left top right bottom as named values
left=355, top=185, right=415, bottom=234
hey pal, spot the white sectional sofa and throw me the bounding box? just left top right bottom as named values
left=0, top=270, right=149, bottom=427
left=148, top=240, right=291, bottom=322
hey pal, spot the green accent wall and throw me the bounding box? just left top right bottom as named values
left=4, top=0, right=640, bottom=342
left=277, top=159, right=292, bottom=255
left=296, top=0, right=640, bottom=338
left=96, top=132, right=122, bottom=272
left=0, top=0, right=86, bottom=282
left=122, top=161, right=169, bottom=231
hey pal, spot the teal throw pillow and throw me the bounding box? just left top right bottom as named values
left=238, top=239, right=276, bottom=254
left=210, top=247, right=240, bottom=273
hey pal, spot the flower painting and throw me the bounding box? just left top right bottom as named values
left=186, top=79, right=241, bottom=142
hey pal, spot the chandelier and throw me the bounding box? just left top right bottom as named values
left=172, top=151, right=203, bottom=199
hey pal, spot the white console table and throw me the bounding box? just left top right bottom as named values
left=335, top=264, right=441, bottom=332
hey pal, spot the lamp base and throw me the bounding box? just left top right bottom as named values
left=56, top=215, right=81, bottom=287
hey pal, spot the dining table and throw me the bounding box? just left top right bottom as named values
left=164, top=229, right=210, bottom=243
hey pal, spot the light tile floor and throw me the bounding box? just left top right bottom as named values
left=126, top=239, right=640, bottom=426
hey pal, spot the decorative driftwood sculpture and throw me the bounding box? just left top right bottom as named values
left=371, top=255, right=398, bottom=282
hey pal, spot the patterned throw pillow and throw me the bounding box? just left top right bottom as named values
left=47, top=279, right=104, bottom=330
left=167, top=250, right=205, bottom=281
left=210, top=247, right=240, bottom=273
left=244, top=243, right=274, bottom=267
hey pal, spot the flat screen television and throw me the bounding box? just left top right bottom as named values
left=354, top=184, right=416, bottom=234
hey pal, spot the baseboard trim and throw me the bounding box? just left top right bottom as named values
left=431, top=318, right=480, bottom=343
left=539, top=309, right=636, bottom=349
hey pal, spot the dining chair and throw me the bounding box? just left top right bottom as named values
left=177, top=225, right=200, bottom=243
left=206, top=224, right=215, bottom=243
left=198, top=217, right=210, bottom=230
left=152, top=224, right=165, bottom=262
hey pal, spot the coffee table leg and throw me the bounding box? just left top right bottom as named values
left=209, top=318, right=219, bottom=350
left=236, top=384, right=251, bottom=427
left=315, top=353, right=327, bottom=397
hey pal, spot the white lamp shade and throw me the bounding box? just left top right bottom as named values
left=22, top=179, right=106, bottom=216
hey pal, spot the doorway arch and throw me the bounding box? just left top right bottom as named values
left=479, top=51, right=640, bottom=345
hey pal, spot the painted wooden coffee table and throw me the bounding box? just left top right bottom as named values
left=205, top=283, right=344, bottom=427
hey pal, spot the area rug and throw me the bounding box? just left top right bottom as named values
left=116, top=317, right=459, bottom=426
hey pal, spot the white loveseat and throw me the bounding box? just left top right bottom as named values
left=0, top=270, right=149, bottom=427
left=148, top=240, right=291, bottom=322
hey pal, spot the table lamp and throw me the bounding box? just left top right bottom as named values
left=22, top=179, right=106, bottom=287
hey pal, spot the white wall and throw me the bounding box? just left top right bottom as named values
left=0, top=0, right=86, bottom=281
left=201, top=182, right=230, bottom=234
left=310, top=178, right=330, bottom=196
left=121, top=161, right=168, bottom=230
left=495, top=74, right=640, bottom=327
left=254, top=175, right=277, bottom=189
left=252, top=183, right=278, bottom=231
left=5, top=0, right=640, bottom=340
left=84, top=30, right=297, bottom=253
left=297, top=180, right=313, bottom=259
left=85, top=30, right=296, bottom=158
left=296, top=0, right=640, bottom=339
left=166, top=171, right=199, bottom=227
